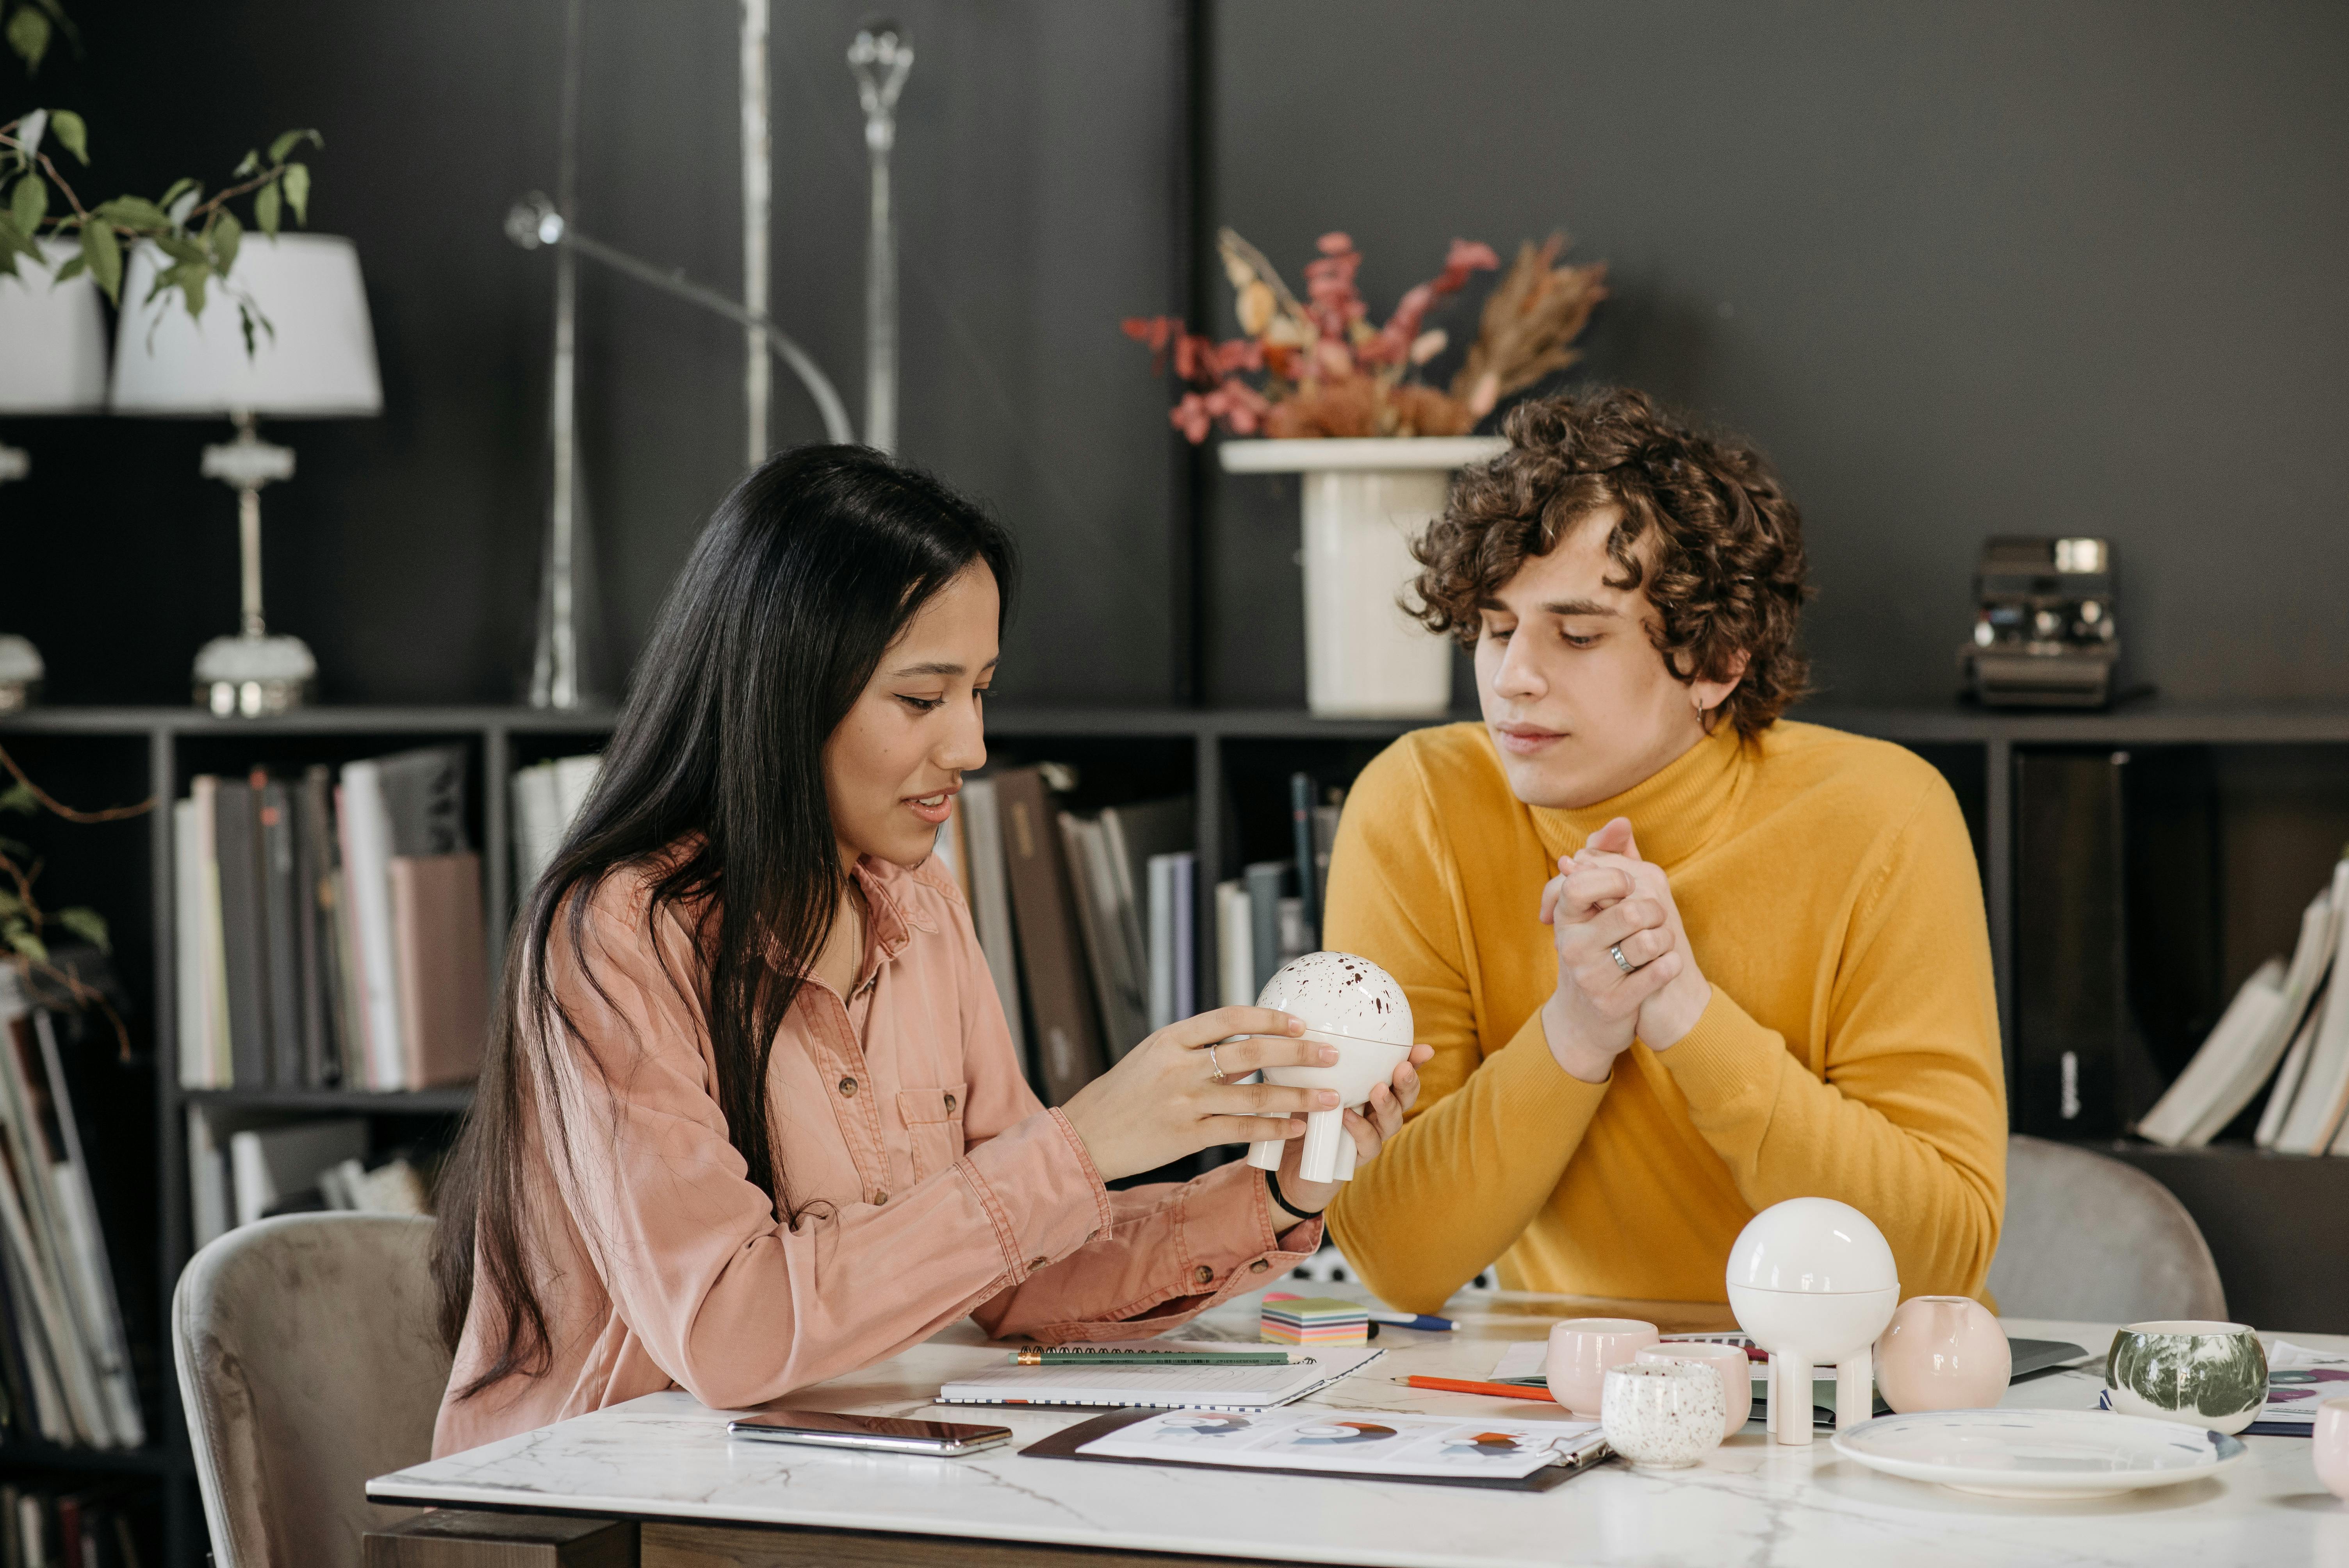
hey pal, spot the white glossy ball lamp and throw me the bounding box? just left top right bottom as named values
left=1725, top=1197, right=1899, bottom=1446
left=1242, top=952, right=1413, bottom=1184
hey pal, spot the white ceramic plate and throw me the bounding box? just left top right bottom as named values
left=1831, top=1409, right=2247, bottom=1498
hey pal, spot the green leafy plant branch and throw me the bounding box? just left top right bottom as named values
left=5, top=2, right=323, bottom=352
left=0, top=111, right=321, bottom=351
left=0, top=746, right=148, bottom=1057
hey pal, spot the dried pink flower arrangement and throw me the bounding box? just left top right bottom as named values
left=1125, top=226, right=1608, bottom=441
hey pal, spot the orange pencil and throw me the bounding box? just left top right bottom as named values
left=1395, top=1375, right=1557, bottom=1403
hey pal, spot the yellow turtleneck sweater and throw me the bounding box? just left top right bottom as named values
left=1324, top=720, right=2006, bottom=1313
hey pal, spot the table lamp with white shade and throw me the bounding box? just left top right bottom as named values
left=109, top=232, right=382, bottom=715
left=0, top=239, right=112, bottom=710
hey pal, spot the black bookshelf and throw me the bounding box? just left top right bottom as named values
left=4, top=696, right=2347, bottom=1566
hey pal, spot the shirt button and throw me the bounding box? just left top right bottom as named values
left=838, top=1076, right=857, bottom=1097
left=1249, top=1259, right=1269, bottom=1274
left=1193, top=1264, right=1214, bottom=1285
left=873, top=1190, right=889, bottom=1205
left=1028, top=1256, right=1048, bottom=1271
left=943, top=1092, right=957, bottom=1114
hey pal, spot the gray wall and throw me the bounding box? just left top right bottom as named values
left=3, top=0, right=1185, bottom=706
left=4, top=1, right=2344, bottom=709
left=1204, top=0, right=2349, bottom=709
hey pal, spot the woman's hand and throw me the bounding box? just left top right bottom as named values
left=1059, top=1008, right=1339, bottom=1181
left=1267, top=1044, right=1435, bottom=1223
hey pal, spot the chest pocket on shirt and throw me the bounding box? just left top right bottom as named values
left=897, top=1084, right=968, bottom=1182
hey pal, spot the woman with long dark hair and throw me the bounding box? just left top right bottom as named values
left=430, top=447, right=1430, bottom=1453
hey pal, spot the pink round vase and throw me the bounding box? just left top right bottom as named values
left=2316, top=1397, right=2349, bottom=1501
left=1875, top=1295, right=2010, bottom=1414
left=1546, top=1318, right=1659, bottom=1418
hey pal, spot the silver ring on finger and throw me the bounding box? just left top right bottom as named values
left=1609, top=942, right=1638, bottom=975
left=1207, top=1042, right=1227, bottom=1082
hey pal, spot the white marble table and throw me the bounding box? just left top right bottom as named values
left=371, top=1286, right=2349, bottom=1568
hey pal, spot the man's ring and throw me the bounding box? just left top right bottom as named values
left=1207, top=1042, right=1227, bottom=1082
left=1609, top=943, right=1637, bottom=975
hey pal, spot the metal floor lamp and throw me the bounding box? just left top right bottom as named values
left=517, top=5, right=911, bottom=711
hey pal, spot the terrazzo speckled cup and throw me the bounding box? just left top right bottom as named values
left=2105, top=1320, right=2267, bottom=1436
left=1600, top=1360, right=1727, bottom=1468
left=1636, top=1342, right=1753, bottom=1437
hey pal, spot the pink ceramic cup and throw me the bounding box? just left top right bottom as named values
left=1546, top=1318, right=1659, bottom=1418
left=1636, top=1342, right=1754, bottom=1437
left=1875, top=1294, right=2011, bottom=1414
left=2317, top=1397, right=2349, bottom=1501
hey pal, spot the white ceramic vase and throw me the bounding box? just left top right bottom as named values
left=1219, top=437, right=1507, bottom=717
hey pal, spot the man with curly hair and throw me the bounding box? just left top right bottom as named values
left=1323, top=389, right=2005, bottom=1313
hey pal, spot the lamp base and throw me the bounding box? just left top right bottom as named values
left=193, top=631, right=317, bottom=717
left=0, top=633, right=43, bottom=714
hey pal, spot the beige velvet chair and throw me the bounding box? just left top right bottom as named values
left=1987, top=1134, right=2227, bottom=1323
left=173, top=1212, right=450, bottom=1568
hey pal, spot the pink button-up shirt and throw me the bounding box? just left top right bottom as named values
left=434, top=851, right=1320, bottom=1456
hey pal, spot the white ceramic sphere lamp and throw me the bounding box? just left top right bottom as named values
left=0, top=240, right=112, bottom=709
left=1724, top=1197, right=1900, bottom=1446
left=108, top=233, right=383, bottom=716
left=1241, top=951, right=1413, bottom=1184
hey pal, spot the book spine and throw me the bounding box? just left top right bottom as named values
left=258, top=775, right=307, bottom=1089
left=212, top=777, right=272, bottom=1089
left=301, top=766, right=347, bottom=1085
left=191, top=775, right=232, bottom=1091
left=1172, top=852, right=1195, bottom=1020
left=1147, top=853, right=1177, bottom=1033
left=338, top=765, right=408, bottom=1091
left=958, top=780, right=1030, bottom=1078
left=1216, top=879, right=1254, bottom=1009
left=388, top=852, right=489, bottom=1088
left=1245, top=861, right=1288, bottom=998
left=1290, top=773, right=1319, bottom=946
left=994, top=768, right=1105, bottom=1105
left=172, top=800, right=213, bottom=1090
left=292, top=770, right=330, bottom=1087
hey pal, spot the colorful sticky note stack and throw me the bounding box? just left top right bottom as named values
left=1260, top=1294, right=1369, bottom=1345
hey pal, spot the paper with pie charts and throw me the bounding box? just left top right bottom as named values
left=1076, top=1408, right=1604, bottom=1479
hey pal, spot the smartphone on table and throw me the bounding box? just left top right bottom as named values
left=727, top=1410, right=1013, bottom=1457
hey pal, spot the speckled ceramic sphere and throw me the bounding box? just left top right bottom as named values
left=1244, top=952, right=1414, bottom=1183
left=2105, top=1321, right=2267, bottom=1436
left=1601, top=1361, right=1728, bottom=1468
left=1254, top=951, right=1415, bottom=1046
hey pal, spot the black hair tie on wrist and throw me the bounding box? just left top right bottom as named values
left=1264, top=1167, right=1327, bottom=1222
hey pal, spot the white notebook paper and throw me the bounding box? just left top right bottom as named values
left=937, top=1342, right=1383, bottom=1412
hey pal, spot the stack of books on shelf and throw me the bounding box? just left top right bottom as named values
left=1216, top=775, right=1346, bottom=1009
left=509, top=752, right=602, bottom=901
left=0, top=1479, right=151, bottom=1566
left=173, top=745, right=487, bottom=1094
left=0, top=969, right=144, bottom=1451
left=184, top=1113, right=431, bottom=1253
left=2137, top=852, right=2349, bottom=1152
left=934, top=768, right=1349, bottom=1108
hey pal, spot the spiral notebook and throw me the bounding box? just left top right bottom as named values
left=937, top=1341, right=1383, bottom=1411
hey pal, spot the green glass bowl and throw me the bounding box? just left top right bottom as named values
left=2105, top=1320, right=2267, bottom=1435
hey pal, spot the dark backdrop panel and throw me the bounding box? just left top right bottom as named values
left=0, top=0, right=1184, bottom=707
left=1205, top=0, right=2349, bottom=708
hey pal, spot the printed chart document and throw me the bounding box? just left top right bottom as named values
left=938, top=1342, right=1382, bottom=1411
left=1078, top=1408, right=1604, bottom=1480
